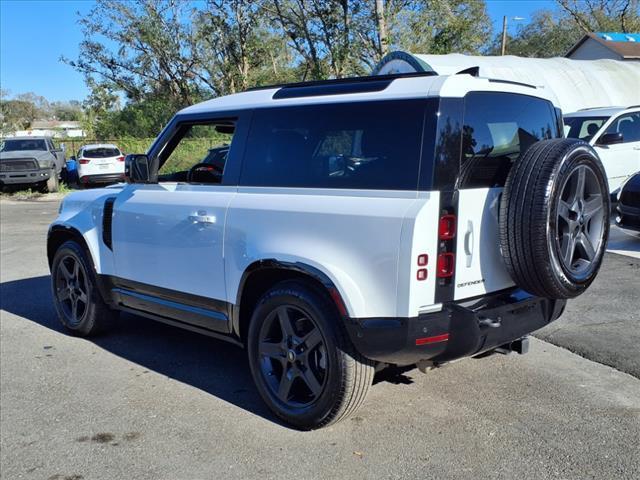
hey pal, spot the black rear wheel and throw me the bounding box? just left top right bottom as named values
left=247, top=280, right=374, bottom=430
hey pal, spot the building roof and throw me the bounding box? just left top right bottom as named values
left=566, top=32, right=640, bottom=60
left=372, top=51, right=640, bottom=113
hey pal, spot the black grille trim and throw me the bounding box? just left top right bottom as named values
left=102, top=197, right=116, bottom=250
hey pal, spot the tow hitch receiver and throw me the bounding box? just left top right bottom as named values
left=496, top=336, right=529, bottom=355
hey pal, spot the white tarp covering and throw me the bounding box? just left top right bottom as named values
left=373, top=51, right=640, bottom=113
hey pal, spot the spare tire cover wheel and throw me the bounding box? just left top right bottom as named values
left=499, top=138, right=610, bottom=299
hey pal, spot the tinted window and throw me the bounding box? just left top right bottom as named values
left=564, top=116, right=608, bottom=140
left=459, top=92, right=556, bottom=188
left=0, top=139, right=47, bottom=151
left=83, top=147, right=121, bottom=158
left=604, top=112, right=640, bottom=143
left=240, top=101, right=425, bottom=190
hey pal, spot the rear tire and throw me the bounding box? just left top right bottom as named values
left=499, top=138, right=609, bottom=299
left=51, top=240, right=114, bottom=336
left=247, top=280, right=374, bottom=430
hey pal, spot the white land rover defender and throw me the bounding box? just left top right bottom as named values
left=48, top=72, right=610, bottom=430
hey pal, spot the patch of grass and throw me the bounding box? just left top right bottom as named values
left=0, top=188, right=44, bottom=200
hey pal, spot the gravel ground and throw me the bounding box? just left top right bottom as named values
left=1, top=198, right=639, bottom=480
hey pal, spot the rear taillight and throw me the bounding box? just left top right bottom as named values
left=436, top=253, right=455, bottom=278
left=437, top=212, right=457, bottom=282
left=438, top=214, right=456, bottom=240
left=78, top=158, right=90, bottom=164
left=116, top=156, right=125, bottom=162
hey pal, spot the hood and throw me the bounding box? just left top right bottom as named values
left=0, top=150, right=53, bottom=161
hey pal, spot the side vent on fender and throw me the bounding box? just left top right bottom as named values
left=102, top=197, right=116, bottom=250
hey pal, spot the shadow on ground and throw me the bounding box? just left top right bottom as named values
left=0, top=275, right=411, bottom=427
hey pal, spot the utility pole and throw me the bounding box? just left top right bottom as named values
left=501, top=15, right=508, bottom=55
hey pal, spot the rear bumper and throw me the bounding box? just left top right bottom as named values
left=346, top=289, right=566, bottom=366
left=80, top=173, right=125, bottom=184
left=615, top=202, right=640, bottom=232
left=0, top=169, right=50, bottom=185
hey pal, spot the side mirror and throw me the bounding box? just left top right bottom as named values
left=125, top=154, right=151, bottom=183
left=597, top=132, right=624, bottom=146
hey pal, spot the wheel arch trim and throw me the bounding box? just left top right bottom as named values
left=233, top=259, right=353, bottom=337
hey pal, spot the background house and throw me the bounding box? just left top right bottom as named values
left=566, top=32, right=640, bottom=61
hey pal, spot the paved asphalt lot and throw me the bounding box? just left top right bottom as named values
left=1, top=197, right=639, bottom=480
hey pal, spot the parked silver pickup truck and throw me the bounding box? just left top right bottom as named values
left=0, top=136, right=65, bottom=192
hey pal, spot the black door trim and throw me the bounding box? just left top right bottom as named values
left=99, top=275, right=234, bottom=336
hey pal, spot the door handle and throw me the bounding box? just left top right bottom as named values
left=189, top=213, right=216, bottom=224
left=464, top=220, right=474, bottom=268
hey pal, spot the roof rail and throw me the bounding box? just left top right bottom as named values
left=245, top=71, right=438, bottom=100
left=488, top=78, right=537, bottom=89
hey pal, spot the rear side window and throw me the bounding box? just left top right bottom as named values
left=459, top=92, right=556, bottom=188
left=604, top=112, right=640, bottom=143
left=84, top=147, right=121, bottom=158
left=240, top=100, right=425, bottom=190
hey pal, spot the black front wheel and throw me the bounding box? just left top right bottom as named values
left=247, top=280, right=374, bottom=430
left=51, top=240, right=114, bottom=336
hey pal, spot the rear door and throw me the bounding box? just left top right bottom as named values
left=453, top=92, right=560, bottom=300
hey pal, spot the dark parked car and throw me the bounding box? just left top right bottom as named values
left=616, top=172, right=640, bottom=233
left=0, top=136, right=65, bottom=192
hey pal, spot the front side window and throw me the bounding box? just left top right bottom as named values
left=459, top=92, right=556, bottom=188
left=0, top=139, right=47, bottom=152
left=603, top=112, right=640, bottom=143
left=240, top=100, right=425, bottom=190
left=158, top=121, right=235, bottom=184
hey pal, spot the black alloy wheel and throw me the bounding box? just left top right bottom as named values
left=556, top=164, right=606, bottom=278
left=247, top=280, right=374, bottom=430
left=51, top=240, right=113, bottom=336
left=258, top=305, right=327, bottom=407
left=54, top=253, right=90, bottom=327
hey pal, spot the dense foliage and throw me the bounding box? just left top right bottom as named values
left=1, top=0, right=638, bottom=139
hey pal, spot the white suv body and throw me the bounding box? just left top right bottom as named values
left=49, top=72, right=611, bottom=428
left=564, top=106, right=640, bottom=194
left=76, top=143, right=125, bottom=186
left=53, top=75, right=557, bottom=318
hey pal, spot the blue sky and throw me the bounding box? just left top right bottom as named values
left=0, top=0, right=559, bottom=102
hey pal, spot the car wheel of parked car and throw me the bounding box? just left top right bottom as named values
left=500, top=138, right=610, bottom=299
left=51, top=240, right=113, bottom=336
left=46, top=169, right=59, bottom=193
left=247, top=280, right=374, bottom=430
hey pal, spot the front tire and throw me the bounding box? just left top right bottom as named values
left=44, top=169, right=59, bottom=193
left=51, top=240, right=113, bottom=336
left=247, top=280, right=374, bottom=430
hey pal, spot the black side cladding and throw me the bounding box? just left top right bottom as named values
left=102, top=197, right=116, bottom=250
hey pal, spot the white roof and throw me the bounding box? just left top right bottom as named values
left=179, top=73, right=554, bottom=116
left=81, top=143, right=119, bottom=150
left=563, top=106, right=636, bottom=118
left=374, top=52, right=640, bottom=114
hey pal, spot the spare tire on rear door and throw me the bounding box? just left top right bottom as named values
left=499, top=138, right=610, bottom=299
